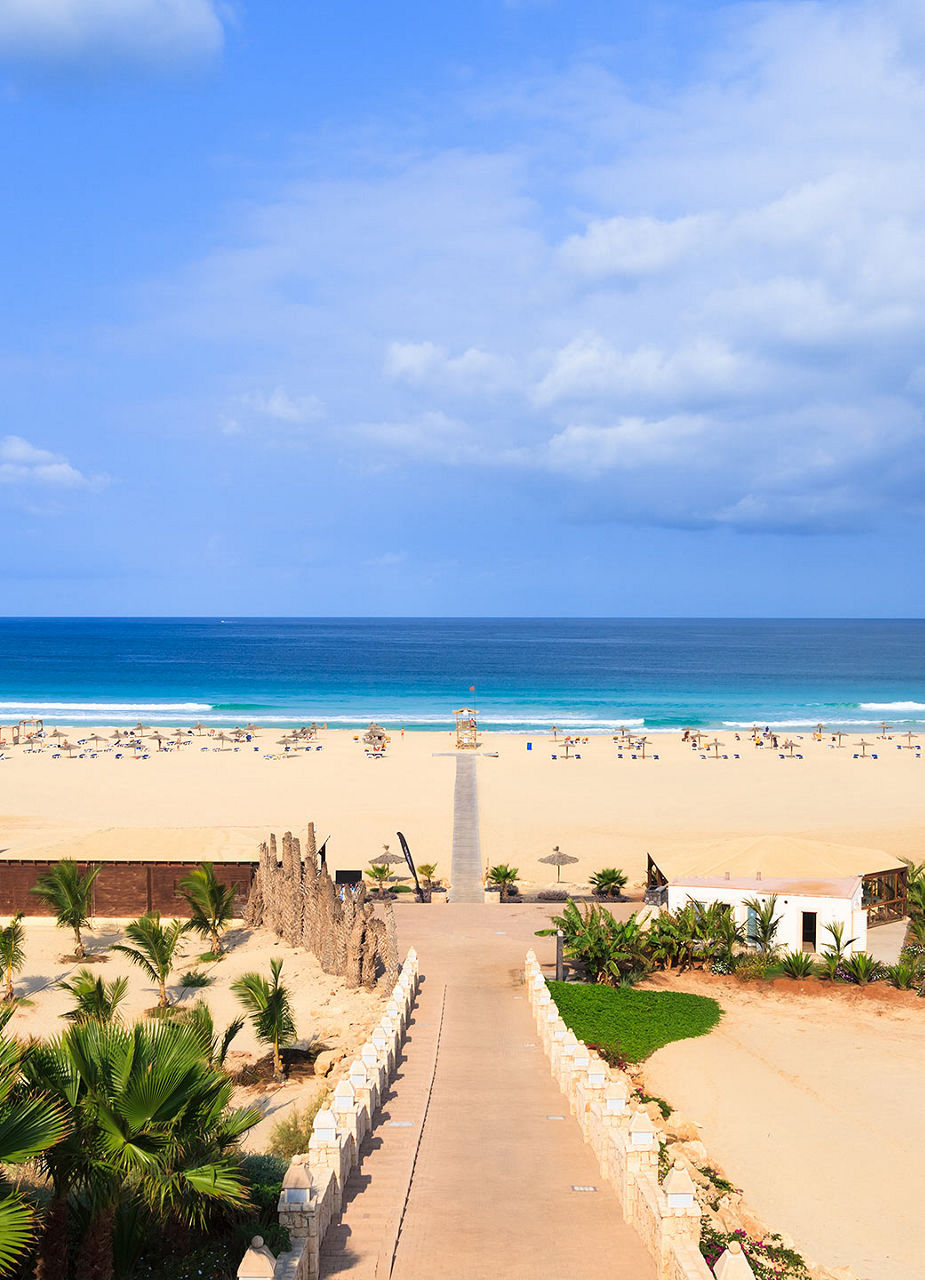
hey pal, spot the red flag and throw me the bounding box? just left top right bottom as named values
left=469, top=685, right=475, bottom=692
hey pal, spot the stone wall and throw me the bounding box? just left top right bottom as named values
left=523, top=950, right=754, bottom=1280
left=236, top=948, right=419, bottom=1280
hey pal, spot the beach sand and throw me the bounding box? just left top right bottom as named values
left=640, top=972, right=924, bottom=1280
left=3, top=918, right=387, bottom=1152
left=1, top=727, right=923, bottom=886
left=2, top=727, right=923, bottom=1279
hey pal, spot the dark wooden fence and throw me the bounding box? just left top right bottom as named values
left=0, top=860, right=255, bottom=917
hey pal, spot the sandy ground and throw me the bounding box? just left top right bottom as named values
left=641, top=972, right=924, bottom=1280
left=3, top=919, right=387, bottom=1152
left=1, top=726, right=924, bottom=888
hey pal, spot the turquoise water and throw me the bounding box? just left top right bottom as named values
left=0, top=618, right=922, bottom=732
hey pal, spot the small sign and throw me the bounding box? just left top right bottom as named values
left=388, top=1121, right=413, bottom=1127
left=571, top=1186, right=598, bottom=1192
left=546, top=1114, right=565, bottom=1120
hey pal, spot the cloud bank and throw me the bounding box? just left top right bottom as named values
left=0, top=435, right=99, bottom=488
left=139, top=0, right=925, bottom=533
left=0, top=0, right=225, bottom=69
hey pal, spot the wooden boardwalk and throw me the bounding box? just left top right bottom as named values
left=447, top=755, right=483, bottom=903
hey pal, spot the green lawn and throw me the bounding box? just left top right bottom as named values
left=547, top=981, right=722, bottom=1062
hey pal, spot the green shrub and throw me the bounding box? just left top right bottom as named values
left=885, top=960, right=916, bottom=989
left=180, top=969, right=213, bottom=988
left=735, top=953, right=770, bottom=981
left=547, top=981, right=721, bottom=1062
left=779, top=951, right=814, bottom=979
left=268, top=1092, right=328, bottom=1159
left=842, top=952, right=883, bottom=985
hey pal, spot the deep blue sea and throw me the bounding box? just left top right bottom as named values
left=0, top=618, right=923, bottom=733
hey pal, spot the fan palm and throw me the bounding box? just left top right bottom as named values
left=416, top=863, right=439, bottom=889
left=232, top=957, right=295, bottom=1080
left=589, top=868, right=628, bottom=900
left=0, top=915, right=24, bottom=1003
left=30, top=860, right=101, bottom=959
left=177, top=863, right=237, bottom=957
left=24, top=1019, right=258, bottom=1280
left=487, top=864, right=519, bottom=899
left=113, top=913, right=189, bottom=1007
left=59, top=969, right=128, bottom=1024
left=0, top=1012, right=70, bottom=1276
left=366, top=863, right=393, bottom=897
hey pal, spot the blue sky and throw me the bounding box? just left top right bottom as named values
left=1, top=0, right=923, bottom=616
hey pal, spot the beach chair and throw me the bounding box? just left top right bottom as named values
left=871, top=753, right=878, bottom=759
left=653, top=754, right=660, bottom=760
left=852, top=753, right=859, bottom=759
left=551, top=753, right=557, bottom=760
left=52, top=752, right=60, bottom=759
left=115, top=753, right=122, bottom=759
left=779, top=753, right=785, bottom=759
left=733, top=753, right=740, bottom=759
left=575, top=753, right=581, bottom=759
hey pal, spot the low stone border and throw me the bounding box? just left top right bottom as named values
left=523, top=950, right=753, bottom=1280
left=237, top=948, right=420, bottom=1280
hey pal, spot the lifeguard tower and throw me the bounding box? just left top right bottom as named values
left=454, top=707, right=479, bottom=750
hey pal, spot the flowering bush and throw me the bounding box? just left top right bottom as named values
left=700, top=1226, right=811, bottom=1278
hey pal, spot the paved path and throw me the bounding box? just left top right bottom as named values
left=319, top=904, right=656, bottom=1280
left=447, top=756, right=483, bottom=903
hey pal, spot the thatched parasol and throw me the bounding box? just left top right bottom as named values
left=85, top=733, right=108, bottom=747
left=213, top=732, right=233, bottom=749
left=539, top=845, right=579, bottom=883
left=370, top=844, right=404, bottom=867
left=190, top=722, right=206, bottom=735
left=47, top=727, right=65, bottom=740
left=245, top=722, right=261, bottom=732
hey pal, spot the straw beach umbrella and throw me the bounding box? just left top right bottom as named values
left=213, top=732, right=233, bottom=750
left=856, top=738, right=872, bottom=758
left=85, top=733, right=108, bottom=748
left=190, top=721, right=206, bottom=735
left=371, top=844, right=404, bottom=867
left=540, top=846, right=579, bottom=884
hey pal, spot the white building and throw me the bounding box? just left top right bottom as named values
left=646, top=835, right=906, bottom=957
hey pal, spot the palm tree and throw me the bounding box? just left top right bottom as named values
left=818, top=919, right=857, bottom=978
left=417, top=863, right=439, bottom=890
left=701, top=902, right=745, bottom=970
left=487, top=864, right=519, bottom=900
left=0, top=915, right=25, bottom=1002
left=589, top=868, right=628, bottom=900
left=177, top=862, right=237, bottom=957
left=58, top=969, right=128, bottom=1023
left=113, top=913, right=189, bottom=1007
left=24, top=1019, right=258, bottom=1280
left=645, top=912, right=683, bottom=971
left=366, top=863, right=393, bottom=898
left=0, top=1010, right=70, bottom=1276
left=743, top=894, right=783, bottom=958
left=30, top=860, right=101, bottom=959
left=232, top=957, right=295, bottom=1080
left=174, top=999, right=244, bottom=1068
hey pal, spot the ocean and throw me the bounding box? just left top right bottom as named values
left=0, top=617, right=922, bottom=733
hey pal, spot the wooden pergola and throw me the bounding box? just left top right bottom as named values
left=454, top=707, right=479, bottom=750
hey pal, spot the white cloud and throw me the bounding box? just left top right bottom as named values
left=560, top=214, right=710, bottom=278
left=534, top=334, right=757, bottom=407
left=239, top=387, right=326, bottom=425
left=0, top=0, right=225, bottom=69
left=385, top=341, right=514, bottom=394
left=0, top=435, right=98, bottom=487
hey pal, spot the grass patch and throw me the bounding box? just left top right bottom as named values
left=180, top=968, right=213, bottom=988
left=547, top=981, right=722, bottom=1062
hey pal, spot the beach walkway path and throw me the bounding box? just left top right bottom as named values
left=447, top=755, right=483, bottom=903
left=319, top=904, right=655, bottom=1280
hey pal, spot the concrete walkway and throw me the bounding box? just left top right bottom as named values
left=319, top=904, right=656, bottom=1280
left=447, top=755, right=483, bottom=903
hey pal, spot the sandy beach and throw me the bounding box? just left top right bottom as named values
left=640, top=971, right=925, bottom=1280
left=1, top=726, right=923, bottom=888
